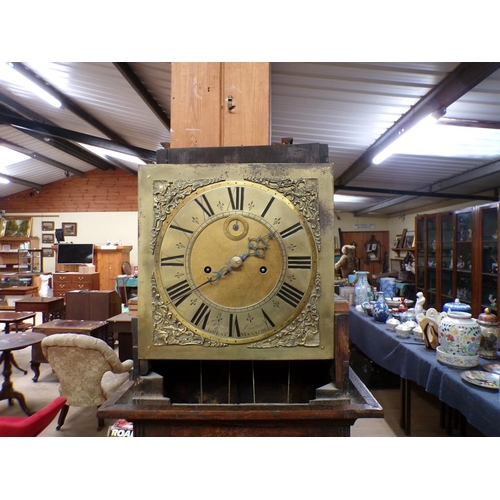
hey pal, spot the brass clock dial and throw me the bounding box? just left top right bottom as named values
left=156, top=180, right=316, bottom=344
left=139, top=163, right=335, bottom=361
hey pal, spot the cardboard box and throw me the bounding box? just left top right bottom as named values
left=78, top=264, right=96, bottom=273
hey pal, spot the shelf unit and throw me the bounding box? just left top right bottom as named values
left=415, top=204, right=499, bottom=317
left=0, top=237, right=42, bottom=274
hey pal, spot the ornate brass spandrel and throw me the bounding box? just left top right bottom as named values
left=248, top=272, right=321, bottom=349
left=245, top=177, right=321, bottom=250
left=151, top=177, right=225, bottom=253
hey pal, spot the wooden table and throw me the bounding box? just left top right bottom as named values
left=0, top=286, right=38, bottom=298
left=0, top=331, right=46, bottom=415
left=31, top=319, right=109, bottom=380
left=106, top=312, right=132, bottom=361
left=15, top=296, right=65, bottom=323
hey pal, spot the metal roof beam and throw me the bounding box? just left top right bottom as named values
left=0, top=138, right=85, bottom=177
left=335, top=62, right=500, bottom=189
left=10, top=62, right=129, bottom=145
left=353, top=157, right=500, bottom=215
left=113, top=62, right=171, bottom=129
left=0, top=172, right=43, bottom=190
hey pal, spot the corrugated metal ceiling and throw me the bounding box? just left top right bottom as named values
left=1, top=61, right=499, bottom=216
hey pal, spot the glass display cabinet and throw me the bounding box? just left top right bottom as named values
left=455, top=209, right=473, bottom=306
left=478, top=203, right=498, bottom=315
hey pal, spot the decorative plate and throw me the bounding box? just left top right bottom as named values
left=460, top=370, right=500, bottom=390
left=483, top=362, right=500, bottom=375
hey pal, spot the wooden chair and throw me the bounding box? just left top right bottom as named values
left=41, top=334, right=133, bottom=431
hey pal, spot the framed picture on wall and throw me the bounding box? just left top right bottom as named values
left=42, top=233, right=54, bottom=244
left=404, top=231, right=415, bottom=248
left=42, top=248, right=54, bottom=258
left=42, top=221, right=55, bottom=231
left=62, top=222, right=77, bottom=237
left=4, top=217, right=32, bottom=237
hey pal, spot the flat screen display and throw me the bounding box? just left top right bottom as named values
left=57, top=243, right=94, bottom=265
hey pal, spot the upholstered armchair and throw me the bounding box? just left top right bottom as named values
left=41, top=333, right=133, bottom=431
left=0, top=397, right=67, bottom=437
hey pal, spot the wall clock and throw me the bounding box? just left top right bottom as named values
left=138, top=163, right=335, bottom=360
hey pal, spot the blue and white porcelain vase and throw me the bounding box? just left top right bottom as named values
left=354, top=271, right=372, bottom=306
left=373, top=291, right=390, bottom=323
left=379, top=277, right=396, bottom=299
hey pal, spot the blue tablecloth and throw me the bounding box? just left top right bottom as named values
left=349, top=306, right=500, bottom=437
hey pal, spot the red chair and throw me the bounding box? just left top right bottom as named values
left=0, top=397, right=67, bottom=437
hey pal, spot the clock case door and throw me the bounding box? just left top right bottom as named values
left=138, top=163, right=335, bottom=361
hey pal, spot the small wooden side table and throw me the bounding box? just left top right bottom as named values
left=106, top=312, right=132, bottom=361
left=0, top=331, right=46, bottom=415
left=15, top=296, right=65, bottom=323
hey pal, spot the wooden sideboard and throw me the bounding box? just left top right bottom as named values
left=53, top=245, right=132, bottom=291
left=53, top=272, right=100, bottom=298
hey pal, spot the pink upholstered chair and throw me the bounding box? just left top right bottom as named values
left=0, top=396, right=67, bottom=437
left=41, top=334, right=133, bottom=431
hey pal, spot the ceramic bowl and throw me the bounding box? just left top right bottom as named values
left=386, top=317, right=400, bottom=331
left=395, top=324, right=412, bottom=338
left=413, top=326, right=424, bottom=342
left=436, top=346, right=479, bottom=368
left=385, top=297, right=414, bottom=308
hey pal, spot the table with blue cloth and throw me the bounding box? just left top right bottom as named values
left=349, top=306, right=500, bottom=437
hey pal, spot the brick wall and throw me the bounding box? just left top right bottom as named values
left=0, top=168, right=138, bottom=213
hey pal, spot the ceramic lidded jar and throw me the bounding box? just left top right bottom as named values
left=442, top=298, right=471, bottom=314
left=477, top=308, right=500, bottom=359
left=373, top=291, right=390, bottom=323
left=354, top=271, right=372, bottom=306
left=438, top=311, right=481, bottom=357
left=379, top=277, right=396, bottom=299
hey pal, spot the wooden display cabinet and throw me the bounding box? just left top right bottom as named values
left=416, top=204, right=499, bottom=317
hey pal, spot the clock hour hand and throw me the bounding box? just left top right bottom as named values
left=239, top=231, right=276, bottom=261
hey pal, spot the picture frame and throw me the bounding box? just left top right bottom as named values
left=398, top=229, right=407, bottom=248
left=3, top=217, right=32, bottom=237
left=0, top=218, right=6, bottom=237
left=42, top=233, right=55, bottom=244
left=404, top=230, right=415, bottom=248
left=62, top=222, right=77, bottom=237
left=393, top=235, right=402, bottom=248
left=42, top=221, right=55, bottom=231
left=42, top=248, right=54, bottom=258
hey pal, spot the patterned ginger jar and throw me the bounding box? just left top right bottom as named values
left=438, top=311, right=481, bottom=361
left=477, top=308, right=500, bottom=359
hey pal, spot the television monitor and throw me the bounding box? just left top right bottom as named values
left=57, top=243, right=94, bottom=265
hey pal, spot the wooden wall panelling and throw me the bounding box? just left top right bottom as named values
left=0, top=169, right=138, bottom=214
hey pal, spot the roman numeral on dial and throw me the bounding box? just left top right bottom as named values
left=160, top=255, right=184, bottom=266
left=277, top=282, right=304, bottom=308
left=288, top=256, right=312, bottom=269
left=229, top=314, right=241, bottom=337
left=261, top=308, right=275, bottom=328
left=166, top=280, right=192, bottom=306
left=280, top=222, right=302, bottom=239
left=169, top=224, right=193, bottom=235
left=195, top=195, right=215, bottom=217
left=192, top=303, right=211, bottom=329
left=260, top=197, right=275, bottom=218
left=228, top=186, right=245, bottom=210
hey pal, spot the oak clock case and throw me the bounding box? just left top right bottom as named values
left=138, top=163, right=335, bottom=361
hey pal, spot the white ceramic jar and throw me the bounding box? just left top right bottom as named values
left=438, top=311, right=481, bottom=357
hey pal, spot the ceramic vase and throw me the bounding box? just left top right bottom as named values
left=477, top=308, right=500, bottom=359
left=354, top=271, right=372, bottom=306
left=379, top=277, right=396, bottom=299
left=438, top=311, right=481, bottom=357
left=373, top=291, right=390, bottom=323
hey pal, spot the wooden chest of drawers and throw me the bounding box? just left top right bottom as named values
left=53, top=272, right=100, bottom=298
